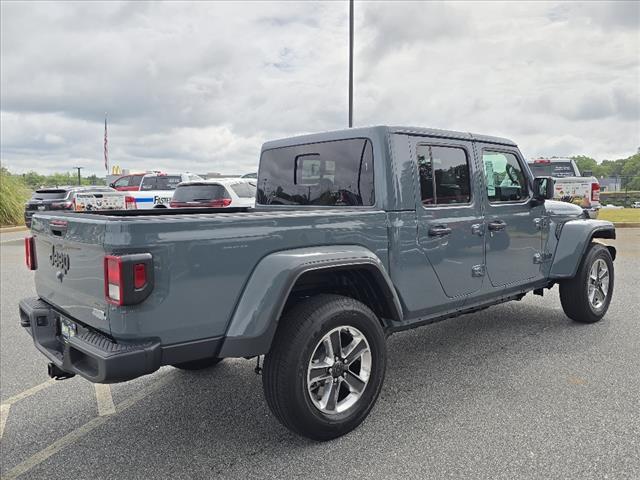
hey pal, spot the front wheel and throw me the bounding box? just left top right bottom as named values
left=262, top=294, right=387, bottom=441
left=560, top=243, right=614, bottom=323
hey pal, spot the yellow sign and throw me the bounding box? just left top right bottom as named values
left=111, top=165, right=122, bottom=175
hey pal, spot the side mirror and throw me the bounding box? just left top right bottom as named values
left=109, top=183, right=115, bottom=188
left=533, top=177, right=554, bottom=201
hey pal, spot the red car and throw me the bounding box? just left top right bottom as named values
left=109, top=173, right=145, bottom=191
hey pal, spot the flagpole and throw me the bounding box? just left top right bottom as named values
left=104, top=113, right=109, bottom=173
left=348, top=0, right=354, bottom=128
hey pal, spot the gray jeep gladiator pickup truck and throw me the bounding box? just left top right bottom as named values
left=20, top=126, right=616, bottom=440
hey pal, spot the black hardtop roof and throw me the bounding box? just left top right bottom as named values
left=261, top=125, right=517, bottom=150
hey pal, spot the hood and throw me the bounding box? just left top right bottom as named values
left=545, top=199, right=584, bottom=217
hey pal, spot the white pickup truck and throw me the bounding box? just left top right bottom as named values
left=131, top=172, right=203, bottom=209
left=528, top=158, right=600, bottom=218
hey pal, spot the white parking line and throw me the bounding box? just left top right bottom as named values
left=94, top=384, right=116, bottom=416
left=0, top=379, right=57, bottom=439
left=2, top=379, right=56, bottom=406
left=4, top=372, right=174, bottom=480
left=0, top=403, right=10, bottom=439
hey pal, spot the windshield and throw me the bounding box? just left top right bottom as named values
left=172, top=184, right=229, bottom=202
left=528, top=161, right=577, bottom=178
left=140, top=175, right=182, bottom=191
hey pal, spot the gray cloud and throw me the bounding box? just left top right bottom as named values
left=1, top=1, right=638, bottom=176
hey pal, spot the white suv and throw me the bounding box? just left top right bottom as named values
left=132, top=172, right=203, bottom=209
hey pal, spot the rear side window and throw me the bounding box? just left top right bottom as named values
left=229, top=182, right=256, bottom=198
left=141, top=175, right=182, bottom=191
left=172, top=184, right=229, bottom=202
left=257, top=138, right=374, bottom=206
left=130, top=174, right=144, bottom=186
left=417, top=145, right=471, bottom=205
left=483, top=151, right=528, bottom=202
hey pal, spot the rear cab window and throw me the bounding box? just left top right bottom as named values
left=257, top=138, right=374, bottom=206
left=31, top=189, right=69, bottom=200
left=528, top=160, right=578, bottom=178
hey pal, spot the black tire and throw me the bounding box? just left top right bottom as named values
left=262, top=294, right=387, bottom=441
left=560, top=243, right=614, bottom=323
left=172, top=357, right=223, bottom=370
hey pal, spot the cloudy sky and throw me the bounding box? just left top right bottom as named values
left=1, top=1, right=639, bottom=176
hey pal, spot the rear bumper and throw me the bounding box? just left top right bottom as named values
left=19, top=297, right=224, bottom=383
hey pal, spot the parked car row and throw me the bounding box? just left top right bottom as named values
left=25, top=175, right=256, bottom=225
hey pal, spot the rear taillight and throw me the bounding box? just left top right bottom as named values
left=210, top=198, right=232, bottom=207
left=125, top=196, right=137, bottom=210
left=105, top=256, right=123, bottom=305
left=169, top=201, right=178, bottom=208
left=591, top=182, right=600, bottom=202
left=25, top=236, right=37, bottom=270
left=104, top=253, right=153, bottom=306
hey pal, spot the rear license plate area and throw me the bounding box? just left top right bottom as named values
left=59, top=317, right=77, bottom=340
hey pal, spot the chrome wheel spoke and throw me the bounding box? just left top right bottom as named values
left=344, top=371, right=366, bottom=394
left=324, top=379, right=341, bottom=412
left=344, top=339, right=368, bottom=365
left=309, top=363, right=331, bottom=383
left=329, top=330, right=342, bottom=359
left=588, top=259, right=609, bottom=309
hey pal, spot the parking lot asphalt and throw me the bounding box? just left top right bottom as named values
left=1, top=229, right=639, bottom=480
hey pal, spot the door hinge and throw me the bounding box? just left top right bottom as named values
left=534, top=217, right=549, bottom=230
left=533, top=252, right=553, bottom=264
left=471, top=264, right=486, bottom=277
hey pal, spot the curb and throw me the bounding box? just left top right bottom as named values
left=612, top=222, right=640, bottom=228
left=0, top=226, right=27, bottom=233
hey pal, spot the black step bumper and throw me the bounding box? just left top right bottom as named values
left=19, top=297, right=161, bottom=383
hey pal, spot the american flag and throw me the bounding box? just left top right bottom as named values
left=104, top=115, right=108, bottom=172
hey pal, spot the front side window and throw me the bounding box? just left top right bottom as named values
left=417, top=145, right=471, bottom=205
left=257, top=138, right=374, bottom=206
left=483, top=151, right=528, bottom=202
left=114, top=177, right=130, bottom=188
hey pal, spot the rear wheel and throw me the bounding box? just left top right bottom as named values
left=172, top=357, right=223, bottom=370
left=560, top=243, right=614, bottom=323
left=262, top=294, right=387, bottom=441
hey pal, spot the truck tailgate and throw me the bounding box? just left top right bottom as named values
left=31, top=214, right=110, bottom=334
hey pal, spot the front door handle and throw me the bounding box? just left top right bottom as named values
left=488, top=220, right=507, bottom=232
left=428, top=225, right=452, bottom=237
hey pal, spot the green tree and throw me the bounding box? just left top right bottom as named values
left=621, top=154, right=640, bottom=190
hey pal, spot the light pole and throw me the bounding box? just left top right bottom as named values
left=74, top=167, right=83, bottom=186
left=349, top=0, right=354, bottom=128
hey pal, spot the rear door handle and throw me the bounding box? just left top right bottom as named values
left=428, top=225, right=452, bottom=237
left=488, top=220, right=507, bottom=232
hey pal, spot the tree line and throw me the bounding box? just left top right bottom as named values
left=572, top=152, right=640, bottom=190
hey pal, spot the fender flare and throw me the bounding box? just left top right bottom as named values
left=549, top=219, right=616, bottom=279
left=218, top=246, right=402, bottom=357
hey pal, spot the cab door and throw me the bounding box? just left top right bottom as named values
left=411, top=138, right=485, bottom=298
left=478, top=145, right=544, bottom=286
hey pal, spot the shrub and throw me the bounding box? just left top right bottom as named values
left=0, top=167, right=30, bottom=226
